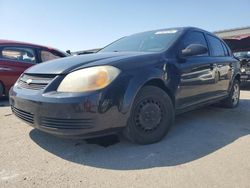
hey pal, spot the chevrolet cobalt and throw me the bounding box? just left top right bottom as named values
left=9, top=27, right=241, bottom=144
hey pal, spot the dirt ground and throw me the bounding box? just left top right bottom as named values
left=0, top=90, right=249, bottom=188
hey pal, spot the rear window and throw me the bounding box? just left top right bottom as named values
left=207, top=35, right=225, bottom=56
left=0, top=46, right=36, bottom=63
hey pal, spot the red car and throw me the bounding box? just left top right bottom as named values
left=0, top=39, right=68, bottom=96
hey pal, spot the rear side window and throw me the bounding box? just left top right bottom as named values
left=207, top=35, right=225, bottom=56
left=221, top=42, right=230, bottom=56
left=0, top=46, right=36, bottom=63
left=40, top=50, right=61, bottom=62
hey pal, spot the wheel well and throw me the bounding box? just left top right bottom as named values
left=143, top=79, right=175, bottom=107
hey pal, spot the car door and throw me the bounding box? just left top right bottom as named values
left=0, top=46, right=38, bottom=92
left=206, top=34, right=233, bottom=95
left=175, top=31, right=218, bottom=109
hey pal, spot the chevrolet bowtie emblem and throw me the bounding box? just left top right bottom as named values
left=26, top=79, right=32, bottom=85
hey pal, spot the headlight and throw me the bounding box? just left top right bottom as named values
left=57, top=66, right=120, bottom=92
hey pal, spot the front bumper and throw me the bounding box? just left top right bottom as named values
left=9, top=86, right=128, bottom=139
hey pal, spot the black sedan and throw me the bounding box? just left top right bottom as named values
left=10, top=27, right=241, bottom=144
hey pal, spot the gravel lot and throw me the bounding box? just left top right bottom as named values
left=0, top=90, right=250, bottom=188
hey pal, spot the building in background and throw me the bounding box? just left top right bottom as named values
left=214, top=26, right=250, bottom=52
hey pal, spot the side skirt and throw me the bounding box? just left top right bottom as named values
left=175, top=95, right=228, bottom=115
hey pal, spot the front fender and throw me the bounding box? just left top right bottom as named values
left=119, top=66, right=166, bottom=115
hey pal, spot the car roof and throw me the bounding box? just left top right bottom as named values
left=0, top=39, right=62, bottom=50
left=176, top=27, right=224, bottom=41
left=172, top=26, right=214, bottom=35
left=129, top=27, right=215, bottom=37
left=0, top=39, right=68, bottom=56
left=184, top=27, right=220, bottom=37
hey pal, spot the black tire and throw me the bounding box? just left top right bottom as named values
left=0, top=82, right=4, bottom=97
left=221, top=79, right=240, bottom=108
left=123, top=86, right=175, bottom=144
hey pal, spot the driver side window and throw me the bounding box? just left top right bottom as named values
left=181, top=31, right=209, bottom=56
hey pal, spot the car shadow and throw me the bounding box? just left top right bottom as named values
left=0, top=96, right=10, bottom=107
left=29, top=99, right=250, bottom=170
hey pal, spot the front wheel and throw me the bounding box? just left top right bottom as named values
left=123, top=86, right=174, bottom=145
left=221, top=79, right=240, bottom=108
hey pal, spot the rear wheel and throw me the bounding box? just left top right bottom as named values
left=123, top=86, right=174, bottom=144
left=221, top=79, right=240, bottom=108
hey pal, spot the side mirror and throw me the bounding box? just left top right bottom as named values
left=181, top=44, right=208, bottom=57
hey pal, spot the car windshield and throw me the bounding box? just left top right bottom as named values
left=99, top=29, right=181, bottom=53
left=234, top=51, right=250, bottom=59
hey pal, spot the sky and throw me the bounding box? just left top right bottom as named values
left=0, top=0, right=249, bottom=52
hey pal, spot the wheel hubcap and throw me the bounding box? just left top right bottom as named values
left=135, top=99, right=162, bottom=132
left=232, top=83, right=240, bottom=106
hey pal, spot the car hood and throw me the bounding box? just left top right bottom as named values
left=26, top=52, right=158, bottom=75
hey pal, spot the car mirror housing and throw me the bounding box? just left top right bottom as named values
left=181, top=44, right=208, bottom=57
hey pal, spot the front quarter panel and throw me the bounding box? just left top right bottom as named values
left=118, top=61, right=174, bottom=115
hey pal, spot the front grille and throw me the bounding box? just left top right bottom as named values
left=11, top=106, right=34, bottom=124
left=40, top=117, right=94, bottom=129
left=17, top=74, right=56, bottom=90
